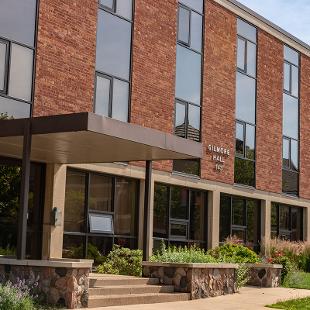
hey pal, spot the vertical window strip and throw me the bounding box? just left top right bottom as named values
left=234, top=19, right=257, bottom=187
left=282, top=45, right=300, bottom=196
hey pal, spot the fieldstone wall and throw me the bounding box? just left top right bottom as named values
left=247, top=264, right=282, bottom=288
left=143, top=263, right=237, bottom=299
left=0, top=264, right=89, bottom=308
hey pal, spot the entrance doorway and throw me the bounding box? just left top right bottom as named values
left=0, top=157, right=45, bottom=259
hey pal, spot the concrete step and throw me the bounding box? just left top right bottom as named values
left=88, top=293, right=191, bottom=308
left=89, top=284, right=175, bottom=296
left=89, top=275, right=159, bottom=287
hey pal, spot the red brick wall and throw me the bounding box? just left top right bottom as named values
left=255, top=31, right=283, bottom=193
left=33, top=0, right=97, bottom=116
left=300, top=54, right=310, bottom=199
left=200, top=0, right=236, bottom=184
left=130, top=0, right=177, bottom=172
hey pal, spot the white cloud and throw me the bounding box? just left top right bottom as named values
left=237, top=0, right=310, bottom=44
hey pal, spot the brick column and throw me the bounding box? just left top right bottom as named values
left=42, top=164, right=67, bottom=259
left=261, top=199, right=271, bottom=255
left=208, top=190, right=221, bottom=249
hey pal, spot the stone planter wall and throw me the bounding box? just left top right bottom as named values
left=143, top=262, right=238, bottom=299
left=0, top=258, right=93, bottom=309
left=246, top=263, right=282, bottom=288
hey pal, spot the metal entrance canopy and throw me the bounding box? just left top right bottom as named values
left=0, top=112, right=202, bottom=163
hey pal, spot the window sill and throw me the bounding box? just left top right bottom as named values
left=233, top=183, right=256, bottom=191
left=171, top=171, right=201, bottom=180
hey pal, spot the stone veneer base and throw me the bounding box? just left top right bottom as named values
left=142, top=262, right=238, bottom=299
left=0, top=258, right=93, bottom=309
left=246, top=263, right=282, bottom=288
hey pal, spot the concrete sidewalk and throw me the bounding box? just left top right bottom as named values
left=88, top=287, right=310, bottom=310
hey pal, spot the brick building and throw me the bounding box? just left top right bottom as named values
left=0, top=0, right=309, bottom=262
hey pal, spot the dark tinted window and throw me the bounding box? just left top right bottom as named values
left=282, top=169, right=298, bottom=195
left=190, top=191, right=205, bottom=241
left=153, top=184, right=169, bottom=238
left=170, top=187, right=189, bottom=220
left=173, top=159, right=200, bottom=176
left=64, top=171, right=86, bottom=233
left=234, top=157, right=255, bottom=187
left=96, top=10, right=131, bottom=80
left=0, top=0, right=37, bottom=47
left=89, top=174, right=113, bottom=212
left=114, top=177, right=137, bottom=236
left=232, top=198, right=244, bottom=226
left=219, top=195, right=231, bottom=242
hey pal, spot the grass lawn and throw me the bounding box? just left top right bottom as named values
left=282, top=272, right=310, bottom=290
left=266, top=297, right=310, bottom=309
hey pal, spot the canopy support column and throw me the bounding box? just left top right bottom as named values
left=17, top=120, right=32, bottom=260
left=143, top=160, right=152, bottom=261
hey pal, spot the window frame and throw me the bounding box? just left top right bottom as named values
left=235, top=18, right=257, bottom=188
left=94, top=1, right=134, bottom=122
left=63, top=168, right=139, bottom=258
left=237, top=34, right=257, bottom=78
left=220, top=194, right=261, bottom=251
left=153, top=183, right=208, bottom=247
left=282, top=45, right=300, bottom=196
left=271, top=203, right=303, bottom=241
left=0, top=39, right=9, bottom=94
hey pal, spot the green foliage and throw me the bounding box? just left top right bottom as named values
left=282, top=271, right=310, bottom=290
left=0, top=282, right=36, bottom=310
left=267, top=254, right=295, bottom=282
left=150, top=242, right=216, bottom=264
left=208, top=243, right=261, bottom=264
left=266, top=297, right=310, bottom=310
left=0, top=246, right=16, bottom=256
left=235, top=264, right=250, bottom=290
left=96, top=245, right=142, bottom=277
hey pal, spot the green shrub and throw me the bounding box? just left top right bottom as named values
left=208, top=243, right=261, bottom=264
left=267, top=253, right=296, bottom=282
left=150, top=243, right=216, bottom=264
left=235, top=264, right=250, bottom=290
left=0, top=282, right=36, bottom=310
left=96, top=245, right=142, bottom=277
left=0, top=246, right=16, bottom=256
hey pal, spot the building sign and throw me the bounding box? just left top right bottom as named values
left=207, top=144, right=230, bottom=172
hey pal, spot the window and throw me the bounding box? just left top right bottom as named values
left=220, top=194, right=260, bottom=251
left=235, top=19, right=257, bottom=187
left=174, top=0, right=203, bottom=176
left=0, top=40, right=8, bottom=93
left=153, top=183, right=207, bottom=249
left=0, top=0, right=37, bottom=47
left=63, top=169, right=138, bottom=260
left=282, top=46, right=299, bottom=195
left=0, top=0, right=37, bottom=119
left=99, top=0, right=133, bottom=20
left=271, top=203, right=303, bottom=241
left=95, top=1, right=133, bottom=122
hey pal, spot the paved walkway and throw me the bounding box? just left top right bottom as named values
left=88, top=287, right=310, bottom=310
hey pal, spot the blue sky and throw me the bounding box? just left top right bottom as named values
left=237, top=0, right=310, bottom=44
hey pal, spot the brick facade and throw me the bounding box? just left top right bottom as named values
left=256, top=31, right=283, bottom=194
left=201, top=0, right=236, bottom=184
left=300, top=54, right=310, bottom=200
left=130, top=0, right=177, bottom=172
left=31, top=0, right=310, bottom=198
left=33, top=0, right=97, bottom=116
